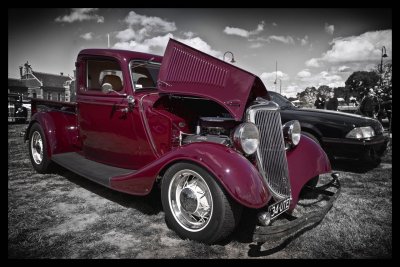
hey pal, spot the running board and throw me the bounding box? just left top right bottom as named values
left=52, top=152, right=136, bottom=187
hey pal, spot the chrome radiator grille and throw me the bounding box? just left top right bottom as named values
left=247, top=105, right=291, bottom=200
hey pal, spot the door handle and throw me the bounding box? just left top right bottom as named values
left=118, top=107, right=129, bottom=113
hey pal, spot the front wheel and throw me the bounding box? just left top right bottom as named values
left=161, top=162, right=242, bottom=244
left=28, top=123, right=52, bottom=173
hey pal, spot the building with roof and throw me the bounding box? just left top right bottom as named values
left=9, top=61, right=74, bottom=102
left=8, top=78, right=29, bottom=99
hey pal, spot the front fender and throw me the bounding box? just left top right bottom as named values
left=111, top=142, right=271, bottom=209
left=287, top=134, right=332, bottom=209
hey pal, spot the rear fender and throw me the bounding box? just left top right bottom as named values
left=111, top=142, right=271, bottom=209
left=287, top=134, right=332, bottom=209
left=26, top=112, right=79, bottom=158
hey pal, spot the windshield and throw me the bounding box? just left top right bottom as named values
left=269, top=92, right=295, bottom=108
left=130, top=60, right=160, bottom=90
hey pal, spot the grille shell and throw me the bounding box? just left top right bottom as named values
left=246, top=102, right=292, bottom=200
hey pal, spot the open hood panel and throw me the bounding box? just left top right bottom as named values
left=158, top=39, right=268, bottom=121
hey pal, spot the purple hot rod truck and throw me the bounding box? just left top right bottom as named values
left=25, top=39, right=340, bottom=244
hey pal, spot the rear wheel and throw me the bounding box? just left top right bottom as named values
left=28, top=123, right=52, bottom=173
left=161, top=162, right=242, bottom=244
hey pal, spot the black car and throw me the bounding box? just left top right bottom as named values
left=269, top=91, right=388, bottom=164
left=8, top=93, right=28, bottom=123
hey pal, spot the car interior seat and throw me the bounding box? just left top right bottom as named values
left=102, top=75, right=123, bottom=91
left=136, top=77, right=154, bottom=88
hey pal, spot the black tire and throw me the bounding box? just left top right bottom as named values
left=28, top=123, right=52, bottom=173
left=161, top=162, right=242, bottom=244
left=301, top=131, right=320, bottom=146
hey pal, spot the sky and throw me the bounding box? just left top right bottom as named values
left=8, top=8, right=392, bottom=97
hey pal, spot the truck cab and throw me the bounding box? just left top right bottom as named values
left=25, top=39, right=339, bottom=244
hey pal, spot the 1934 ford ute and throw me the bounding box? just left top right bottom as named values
left=25, top=39, right=340, bottom=244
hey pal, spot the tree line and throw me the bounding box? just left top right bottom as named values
left=291, top=63, right=392, bottom=108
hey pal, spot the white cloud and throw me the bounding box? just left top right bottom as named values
left=338, top=65, right=351, bottom=72
left=223, top=21, right=265, bottom=38
left=223, top=27, right=250, bottom=38
left=55, top=8, right=104, bottom=23
left=114, top=33, right=173, bottom=54
left=114, top=33, right=222, bottom=58
left=285, top=84, right=301, bottom=97
left=116, top=28, right=136, bottom=42
left=254, top=21, right=265, bottom=33
left=115, top=11, right=176, bottom=43
left=296, top=70, right=345, bottom=89
left=80, top=32, right=94, bottom=40
left=113, top=11, right=221, bottom=59
left=267, top=35, right=295, bottom=45
left=183, top=31, right=195, bottom=38
left=297, top=69, right=311, bottom=78
left=176, top=37, right=222, bottom=58
left=306, top=30, right=392, bottom=67
left=124, top=11, right=176, bottom=32
left=260, top=71, right=290, bottom=84
left=249, top=42, right=263, bottom=49
left=325, top=23, right=334, bottom=35
left=299, top=35, right=309, bottom=46
left=305, top=58, right=321, bottom=68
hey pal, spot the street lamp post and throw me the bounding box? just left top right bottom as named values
left=380, top=46, right=388, bottom=73
left=380, top=46, right=388, bottom=88
left=223, top=51, right=236, bottom=63
left=274, top=60, right=277, bottom=92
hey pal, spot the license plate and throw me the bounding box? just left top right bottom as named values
left=268, top=198, right=290, bottom=220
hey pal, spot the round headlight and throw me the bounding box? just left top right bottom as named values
left=282, top=120, right=301, bottom=147
left=232, top=122, right=260, bottom=155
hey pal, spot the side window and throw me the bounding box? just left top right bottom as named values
left=86, top=59, right=123, bottom=93
left=131, top=61, right=160, bottom=90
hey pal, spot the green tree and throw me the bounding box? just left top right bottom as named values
left=373, top=62, right=392, bottom=102
left=317, top=85, right=331, bottom=99
left=334, top=87, right=349, bottom=103
left=345, top=71, right=380, bottom=101
left=297, top=86, right=318, bottom=108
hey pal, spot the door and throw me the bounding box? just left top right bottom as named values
left=77, top=57, right=147, bottom=169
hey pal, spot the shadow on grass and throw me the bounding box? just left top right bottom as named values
left=51, top=165, right=163, bottom=215
left=220, top=207, right=327, bottom=257
left=246, top=221, right=322, bottom=257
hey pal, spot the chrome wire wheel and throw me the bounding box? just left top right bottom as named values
left=168, top=169, right=213, bottom=232
left=30, top=131, right=43, bottom=165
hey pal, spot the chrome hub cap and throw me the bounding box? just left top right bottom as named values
left=31, top=131, right=43, bottom=165
left=168, top=169, right=213, bottom=232
left=180, top=187, right=198, bottom=213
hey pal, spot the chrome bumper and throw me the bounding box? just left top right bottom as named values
left=253, top=173, right=341, bottom=243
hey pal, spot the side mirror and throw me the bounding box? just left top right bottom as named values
left=101, top=83, right=113, bottom=94
left=127, top=95, right=134, bottom=105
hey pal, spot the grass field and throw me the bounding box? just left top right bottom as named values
left=8, top=123, right=392, bottom=258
